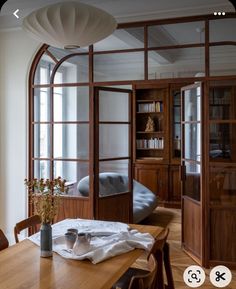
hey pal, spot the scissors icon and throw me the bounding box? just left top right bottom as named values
left=215, top=271, right=226, bottom=282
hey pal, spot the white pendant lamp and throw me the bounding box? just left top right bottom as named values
left=22, top=1, right=117, bottom=49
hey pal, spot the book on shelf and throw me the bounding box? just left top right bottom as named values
left=136, top=137, right=164, bottom=149
left=138, top=102, right=155, bottom=113
left=137, top=101, right=163, bottom=113
left=155, top=101, right=163, bottom=112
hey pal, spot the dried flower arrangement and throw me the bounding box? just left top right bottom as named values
left=24, top=177, right=68, bottom=224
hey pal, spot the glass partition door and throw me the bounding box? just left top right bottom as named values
left=181, top=83, right=203, bottom=263
left=181, top=84, right=202, bottom=201
left=93, top=87, right=133, bottom=222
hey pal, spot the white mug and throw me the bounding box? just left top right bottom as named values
left=73, top=233, right=92, bottom=256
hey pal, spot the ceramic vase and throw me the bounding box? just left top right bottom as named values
left=40, top=223, right=52, bottom=257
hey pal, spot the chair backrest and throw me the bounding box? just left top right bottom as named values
left=148, top=228, right=175, bottom=289
left=148, top=228, right=169, bottom=258
left=14, top=215, right=41, bottom=243
left=128, top=254, right=157, bottom=289
left=0, top=229, right=9, bottom=251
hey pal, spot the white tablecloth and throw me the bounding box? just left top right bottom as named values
left=28, top=219, right=154, bottom=264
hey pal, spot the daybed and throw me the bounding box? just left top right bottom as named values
left=77, top=172, right=158, bottom=223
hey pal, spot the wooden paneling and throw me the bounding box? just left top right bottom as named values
left=55, top=196, right=91, bottom=222
left=97, top=194, right=131, bottom=223
left=134, top=163, right=168, bottom=201
left=169, top=165, right=181, bottom=206
left=210, top=208, right=236, bottom=262
left=182, top=197, right=201, bottom=259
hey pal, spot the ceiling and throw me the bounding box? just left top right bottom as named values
left=0, top=0, right=234, bottom=30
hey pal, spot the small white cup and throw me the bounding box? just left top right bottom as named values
left=65, top=232, right=77, bottom=249
left=73, top=233, right=92, bottom=256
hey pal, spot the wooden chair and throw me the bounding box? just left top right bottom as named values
left=14, top=215, right=41, bottom=243
left=115, top=254, right=157, bottom=289
left=128, top=254, right=157, bottom=289
left=0, top=229, right=9, bottom=251
left=148, top=228, right=174, bottom=289
left=112, top=228, right=174, bottom=289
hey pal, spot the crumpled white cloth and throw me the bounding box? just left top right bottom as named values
left=28, top=218, right=154, bottom=264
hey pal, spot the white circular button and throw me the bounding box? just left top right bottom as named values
left=183, top=265, right=206, bottom=287
left=210, top=265, right=232, bottom=287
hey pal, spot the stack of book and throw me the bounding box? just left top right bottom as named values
left=138, top=101, right=163, bottom=112
left=136, top=137, right=164, bottom=149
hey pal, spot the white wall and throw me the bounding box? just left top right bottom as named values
left=0, top=28, right=40, bottom=243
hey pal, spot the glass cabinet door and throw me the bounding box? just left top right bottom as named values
left=181, top=83, right=202, bottom=201
left=172, top=89, right=181, bottom=159
left=209, top=81, right=236, bottom=206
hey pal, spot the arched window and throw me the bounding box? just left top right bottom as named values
left=28, top=44, right=133, bottom=222
left=29, top=46, right=90, bottom=184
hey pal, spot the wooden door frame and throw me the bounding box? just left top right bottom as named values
left=92, top=86, right=133, bottom=222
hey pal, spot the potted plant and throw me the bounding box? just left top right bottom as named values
left=24, top=177, right=68, bottom=257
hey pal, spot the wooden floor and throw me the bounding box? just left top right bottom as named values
left=140, top=207, right=235, bottom=289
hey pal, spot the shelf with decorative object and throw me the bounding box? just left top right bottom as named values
left=134, top=85, right=168, bottom=163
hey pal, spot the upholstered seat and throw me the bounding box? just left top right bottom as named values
left=77, top=172, right=158, bottom=223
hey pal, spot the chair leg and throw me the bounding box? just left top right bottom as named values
left=155, top=251, right=165, bottom=289
left=163, top=243, right=175, bottom=289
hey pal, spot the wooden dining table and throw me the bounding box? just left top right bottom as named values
left=0, top=224, right=164, bottom=289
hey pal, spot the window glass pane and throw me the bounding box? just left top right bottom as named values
left=183, top=87, right=201, bottom=122
left=54, top=71, right=63, bottom=84
left=34, top=56, right=55, bottom=85
left=209, top=86, right=235, bottom=120
left=173, top=124, right=181, bottom=156
left=172, top=89, right=181, bottom=158
left=47, top=46, right=88, bottom=61
left=54, top=124, right=89, bottom=159
left=98, top=159, right=130, bottom=196
left=148, top=47, right=205, bottom=79
left=174, top=106, right=181, bottom=122
left=53, top=55, right=89, bottom=84
left=34, top=124, right=50, bottom=158
left=210, top=46, right=236, bottom=76
left=34, top=160, right=50, bottom=179
left=99, top=90, right=129, bottom=122
left=148, top=21, right=205, bottom=47
left=209, top=19, right=236, bottom=42
left=99, top=159, right=129, bottom=175
left=209, top=123, right=236, bottom=161
left=183, top=161, right=200, bottom=201
left=184, top=123, right=201, bottom=161
left=210, top=166, right=236, bottom=205
left=53, top=161, right=89, bottom=185
left=94, top=52, right=144, bottom=81
left=97, top=172, right=129, bottom=196
left=94, top=27, right=144, bottom=51
left=54, top=86, right=89, bottom=121
left=99, top=124, right=129, bottom=159
left=34, top=88, right=50, bottom=122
